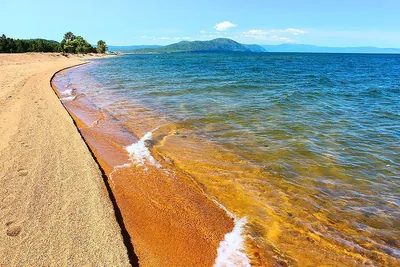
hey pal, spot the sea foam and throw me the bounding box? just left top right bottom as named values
left=126, top=129, right=161, bottom=169
left=60, top=89, right=75, bottom=102
left=214, top=217, right=251, bottom=267
left=213, top=199, right=251, bottom=267
left=63, top=89, right=73, bottom=96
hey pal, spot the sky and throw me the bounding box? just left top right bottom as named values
left=2, top=0, right=400, bottom=47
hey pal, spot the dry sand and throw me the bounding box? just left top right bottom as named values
left=0, top=53, right=131, bottom=266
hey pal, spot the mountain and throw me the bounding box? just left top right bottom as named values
left=109, top=41, right=400, bottom=54
left=108, top=45, right=162, bottom=52
left=261, top=44, right=400, bottom=54
left=245, top=44, right=267, bottom=53
left=131, top=38, right=266, bottom=53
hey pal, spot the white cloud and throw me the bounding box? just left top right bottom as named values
left=270, top=36, right=294, bottom=42
left=199, top=30, right=207, bottom=34
left=214, top=21, right=237, bottom=31
left=243, top=29, right=274, bottom=36
left=141, top=36, right=191, bottom=41
left=241, top=28, right=306, bottom=42
left=284, top=28, right=308, bottom=36
left=243, top=30, right=274, bottom=39
left=245, top=30, right=265, bottom=35
left=244, top=28, right=307, bottom=37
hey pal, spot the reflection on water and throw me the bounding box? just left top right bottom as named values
left=53, top=53, right=400, bottom=266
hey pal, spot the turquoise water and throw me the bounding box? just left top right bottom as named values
left=56, top=53, right=400, bottom=265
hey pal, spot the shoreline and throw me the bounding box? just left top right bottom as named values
left=4, top=53, right=395, bottom=266
left=49, top=62, right=140, bottom=266
left=51, top=59, right=239, bottom=266
left=0, top=53, right=130, bottom=266
left=49, top=53, right=400, bottom=267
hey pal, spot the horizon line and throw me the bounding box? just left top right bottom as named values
left=108, top=39, right=400, bottom=50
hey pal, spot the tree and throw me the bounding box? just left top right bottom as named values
left=37, top=40, right=45, bottom=52
left=96, top=40, right=107, bottom=54
left=72, top=36, right=92, bottom=54
left=6, top=36, right=16, bottom=53
left=0, top=32, right=99, bottom=54
left=82, top=41, right=93, bottom=53
left=60, top=32, right=94, bottom=54
left=63, top=31, right=76, bottom=42
left=74, top=36, right=85, bottom=53
left=15, top=39, right=27, bottom=53
left=0, top=34, right=7, bottom=52
left=61, top=32, right=77, bottom=53
left=62, top=40, right=76, bottom=53
left=60, top=39, right=66, bottom=51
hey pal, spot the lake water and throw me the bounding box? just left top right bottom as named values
left=54, top=53, right=400, bottom=266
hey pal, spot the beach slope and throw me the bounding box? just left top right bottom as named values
left=0, top=53, right=130, bottom=266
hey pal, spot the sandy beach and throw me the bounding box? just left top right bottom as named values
left=0, top=53, right=238, bottom=267
left=0, top=53, right=131, bottom=266
left=51, top=58, right=236, bottom=266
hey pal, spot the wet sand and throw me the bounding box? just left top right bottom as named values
left=0, top=53, right=130, bottom=266
left=52, top=67, right=236, bottom=266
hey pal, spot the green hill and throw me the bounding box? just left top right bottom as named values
left=133, top=38, right=266, bottom=53
left=108, top=45, right=162, bottom=52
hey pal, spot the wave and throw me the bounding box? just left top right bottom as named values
left=60, top=96, right=76, bottom=102
left=126, top=128, right=161, bottom=169
left=213, top=200, right=251, bottom=267
left=214, top=216, right=251, bottom=267
left=60, top=88, right=76, bottom=102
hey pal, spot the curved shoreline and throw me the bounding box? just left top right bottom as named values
left=51, top=59, right=237, bottom=266
left=48, top=53, right=400, bottom=267
left=0, top=53, right=131, bottom=265
left=50, top=62, right=140, bottom=266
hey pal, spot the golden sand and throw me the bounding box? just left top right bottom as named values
left=0, top=53, right=130, bottom=266
left=51, top=76, right=235, bottom=267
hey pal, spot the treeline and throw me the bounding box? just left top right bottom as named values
left=0, top=32, right=107, bottom=54
left=0, top=35, right=61, bottom=53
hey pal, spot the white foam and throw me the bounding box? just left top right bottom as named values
left=60, top=96, right=76, bottom=102
left=63, top=89, right=73, bottom=96
left=60, top=89, right=75, bottom=102
left=214, top=217, right=251, bottom=267
left=126, top=129, right=161, bottom=169
left=109, top=163, right=131, bottom=180
left=212, top=199, right=251, bottom=267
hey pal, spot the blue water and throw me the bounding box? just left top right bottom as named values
left=60, top=53, right=400, bottom=265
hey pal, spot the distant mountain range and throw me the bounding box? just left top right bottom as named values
left=109, top=39, right=400, bottom=54
left=110, top=38, right=266, bottom=53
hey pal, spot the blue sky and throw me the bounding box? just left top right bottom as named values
left=2, top=0, right=400, bottom=47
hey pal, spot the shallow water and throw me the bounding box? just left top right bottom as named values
left=53, top=53, right=400, bottom=266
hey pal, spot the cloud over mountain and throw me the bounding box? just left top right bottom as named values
left=214, top=21, right=237, bottom=31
